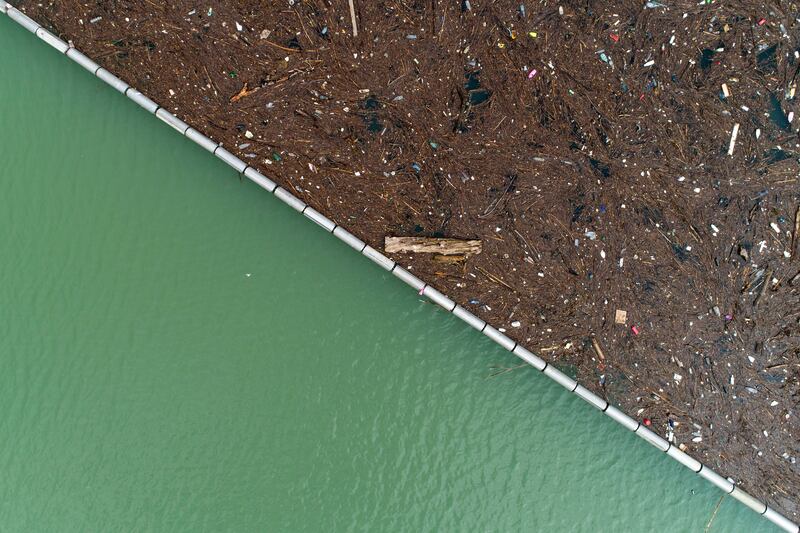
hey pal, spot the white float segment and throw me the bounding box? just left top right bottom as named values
left=96, top=68, right=129, bottom=94
left=482, top=324, right=516, bottom=351
left=604, top=405, right=640, bottom=432
left=243, top=166, right=277, bottom=193
left=511, top=345, right=546, bottom=371
left=303, top=207, right=336, bottom=232
left=272, top=187, right=305, bottom=212
left=185, top=128, right=218, bottom=153
left=392, top=266, right=425, bottom=292
left=574, top=385, right=608, bottom=410
left=213, top=146, right=247, bottom=173
left=697, top=466, right=734, bottom=494
left=729, top=487, right=767, bottom=514
left=332, top=226, right=366, bottom=251
left=763, top=508, right=800, bottom=533
left=422, top=285, right=456, bottom=311
left=634, top=425, right=670, bottom=452
left=363, top=246, right=395, bottom=271
left=666, top=445, right=701, bottom=472
left=35, top=27, right=68, bottom=53
left=156, top=108, right=190, bottom=135
left=452, top=305, right=486, bottom=332
left=125, top=88, right=159, bottom=114
left=7, top=6, right=39, bottom=32
left=543, top=365, right=577, bottom=391
left=66, top=47, right=100, bottom=74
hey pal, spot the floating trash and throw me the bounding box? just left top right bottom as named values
left=469, top=89, right=491, bottom=105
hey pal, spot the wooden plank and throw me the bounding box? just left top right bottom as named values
left=384, top=236, right=482, bottom=256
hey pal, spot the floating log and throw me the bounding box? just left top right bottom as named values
left=384, top=236, right=482, bottom=256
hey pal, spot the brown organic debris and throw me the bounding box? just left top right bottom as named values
left=230, top=83, right=259, bottom=103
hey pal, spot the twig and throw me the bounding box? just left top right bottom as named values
left=487, top=362, right=527, bottom=378
left=475, top=266, right=514, bottom=291
left=294, top=9, right=311, bottom=44
left=400, top=199, right=420, bottom=215
left=348, top=0, right=358, bottom=37
left=203, top=65, right=219, bottom=96
left=792, top=204, right=799, bottom=259
left=142, top=0, right=164, bottom=11
left=705, top=494, right=725, bottom=532
left=263, top=39, right=303, bottom=53
left=230, top=83, right=259, bottom=103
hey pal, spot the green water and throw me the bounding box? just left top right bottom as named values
left=0, top=18, right=775, bottom=532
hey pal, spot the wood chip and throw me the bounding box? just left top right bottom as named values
left=727, top=123, right=739, bottom=156
left=432, top=254, right=466, bottom=263
left=591, top=338, right=606, bottom=360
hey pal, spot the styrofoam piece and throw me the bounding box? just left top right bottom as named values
left=392, top=266, right=425, bottom=292
left=35, top=28, right=69, bottom=54
left=543, top=364, right=577, bottom=391
left=363, top=245, right=395, bottom=271
left=729, top=486, right=767, bottom=514
left=634, top=425, right=670, bottom=452
left=303, top=207, right=336, bottom=232
left=243, top=166, right=277, bottom=193
left=66, top=47, right=100, bottom=74
left=185, top=127, right=218, bottom=153
left=125, top=88, right=159, bottom=114
left=666, top=445, right=701, bottom=472
left=482, top=324, right=516, bottom=351
left=574, top=385, right=608, bottom=411
left=422, top=285, right=456, bottom=312
left=697, top=465, right=734, bottom=494
left=274, top=187, right=306, bottom=212
left=763, top=507, right=799, bottom=533
left=333, top=226, right=366, bottom=252
left=604, top=405, right=639, bottom=432
left=213, top=146, right=247, bottom=173
left=7, top=6, right=40, bottom=32
left=156, top=108, right=190, bottom=135
left=452, top=305, right=486, bottom=332
left=0, top=1, right=8, bottom=15
left=512, top=345, right=547, bottom=371
left=96, top=68, right=129, bottom=94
